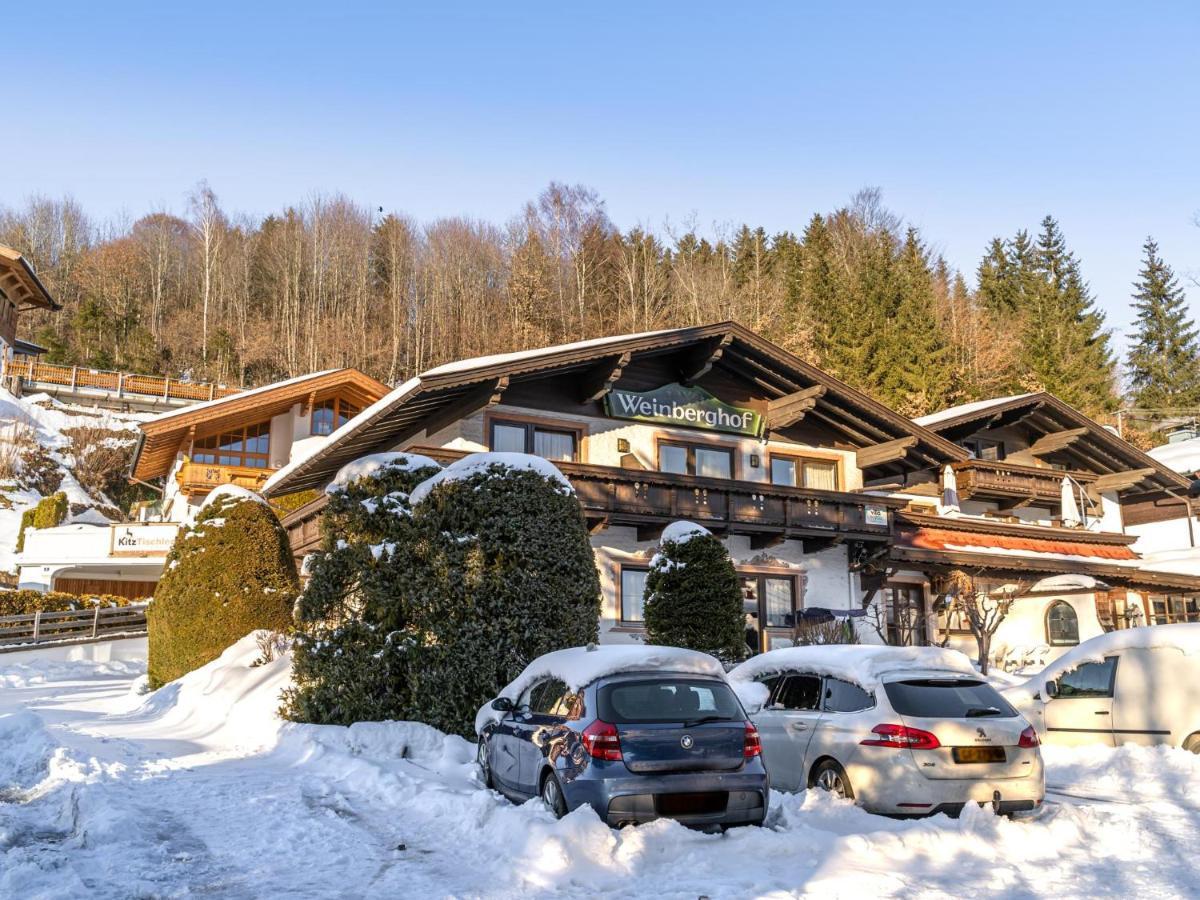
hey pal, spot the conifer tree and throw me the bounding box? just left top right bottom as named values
left=977, top=238, right=1016, bottom=313
left=1126, top=238, right=1200, bottom=410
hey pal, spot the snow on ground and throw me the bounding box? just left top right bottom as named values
left=4, top=636, right=1200, bottom=899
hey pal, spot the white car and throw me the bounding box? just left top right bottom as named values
left=1004, top=623, right=1200, bottom=752
left=730, top=645, right=1045, bottom=817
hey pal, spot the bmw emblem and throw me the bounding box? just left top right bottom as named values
left=680, top=734, right=694, bottom=749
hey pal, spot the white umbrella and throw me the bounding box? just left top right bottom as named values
left=1061, top=476, right=1081, bottom=527
left=941, top=465, right=959, bottom=512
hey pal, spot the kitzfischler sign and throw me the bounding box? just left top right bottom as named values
left=604, top=383, right=763, bottom=437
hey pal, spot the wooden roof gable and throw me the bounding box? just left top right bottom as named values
left=263, top=322, right=968, bottom=496
left=130, top=368, right=389, bottom=482
left=0, top=246, right=59, bottom=311
left=916, top=391, right=1187, bottom=494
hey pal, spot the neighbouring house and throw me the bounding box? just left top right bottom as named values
left=263, top=322, right=967, bottom=655
left=16, top=368, right=389, bottom=597
left=0, top=245, right=59, bottom=362
left=878, top=392, right=1200, bottom=669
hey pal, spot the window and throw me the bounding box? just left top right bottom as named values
left=597, top=679, right=743, bottom=724
left=883, top=679, right=1017, bottom=718
left=884, top=584, right=928, bottom=646
left=775, top=674, right=822, bottom=711
left=741, top=574, right=798, bottom=634
left=620, top=567, right=649, bottom=623
left=310, top=397, right=361, bottom=436
left=1054, top=657, right=1118, bottom=699
left=822, top=677, right=874, bottom=713
left=657, top=440, right=733, bottom=479
left=529, top=678, right=570, bottom=715
left=962, top=437, right=1005, bottom=461
left=1148, top=594, right=1200, bottom=625
left=1046, top=601, right=1080, bottom=646
left=488, top=418, right=578, bottom=462
left=191, top=422, right=271, bottom=469
left=769, top=455, right=840, bottom=491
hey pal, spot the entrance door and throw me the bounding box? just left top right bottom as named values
left=884, top=584, right=928, bottom=646
left=741, top=574, right=798, bottom=654
left=1043, top=656, right=1117, bottom=747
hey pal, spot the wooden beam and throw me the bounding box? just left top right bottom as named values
left=678, top=333, right=733, bottom=384
left=1027, top=427, right=1088, bottom=457
left=766, top=385, right=826, bottom=430
left=579, top=352, right=630, bottom=403
left=1089, top=467, right=1156, bottom=495
left=419, top=377, right=509, bottom=439
left=856, top=436, right=918, bottom=470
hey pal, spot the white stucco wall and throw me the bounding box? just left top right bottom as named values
left=17, top=524, right=171, bottom=591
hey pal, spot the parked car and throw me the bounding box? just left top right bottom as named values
left=1004, top=624, right=1200, bottom=752
left=475, top=645, right=769, bottom=829
left=729, top=645, right=1045, bottom=817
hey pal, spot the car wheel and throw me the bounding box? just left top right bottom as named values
left=811, top=760, right=854, bottom=801
left=477, top=739, right=494, bottom=789
left=1184, top=732, right=1200, bottom=754
left=540, top=771, right=568, bottom=819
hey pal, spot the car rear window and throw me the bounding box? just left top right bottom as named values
left=883, top=679, right=1018, bottom=719
left=597, top=679, right=744, bottom=724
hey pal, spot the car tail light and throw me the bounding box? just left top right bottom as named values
left=581, top=719, right=623, bottom=761
left=743, top=721, right=762, bottom=758
left=1018, top=725, right=1040, bottom=748
left=860, top=723, right=941, bottom=750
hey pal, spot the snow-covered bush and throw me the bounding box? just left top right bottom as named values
left=644, top=521, right=745, bottom=664
left=405, top=455, right=601, bottom=738
left=147, top=489, right=298, bottom=688
left=283, top=453, right=440, bottom=725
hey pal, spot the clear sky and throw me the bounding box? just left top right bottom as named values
left=5, top=2, right=1200, bottom=356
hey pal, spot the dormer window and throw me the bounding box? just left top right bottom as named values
left=311, top=398, right=361, bottom=436
left=962, top=438, right=1005, bottom=461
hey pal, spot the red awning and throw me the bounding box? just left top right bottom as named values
left=901, top=526, right=1137, bottom=561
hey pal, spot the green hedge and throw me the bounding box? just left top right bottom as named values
left=0, top=590, right=135, bottom=617
left=15, top=492, right=68, bottom=553
left=147, top=492, right=298, bottom=688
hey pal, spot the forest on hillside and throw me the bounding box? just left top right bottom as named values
left=3, top=183, right=1197, bottom=423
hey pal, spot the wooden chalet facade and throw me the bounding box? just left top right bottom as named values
left=266, top=323, right=966, bottom=653
left=0, top=245, right=58, bottom=360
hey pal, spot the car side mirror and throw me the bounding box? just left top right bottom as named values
left=1044, top=681, right=1058, bottom=699
left=491, top=696, right=514, bottom=712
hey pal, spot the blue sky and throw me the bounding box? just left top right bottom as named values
left=5, top=2, right=1200, bottom=356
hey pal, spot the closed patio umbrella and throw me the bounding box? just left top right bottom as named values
left=1061, top=476, right=1081, bottom=527
left=941, top=464, right=959, bottom=512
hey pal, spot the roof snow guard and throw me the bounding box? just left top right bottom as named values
left=263, top=322, right=968, bottom=496
left=0, top=245, right=59, bottom=311
left=916, top=392, right=1187, bottom=495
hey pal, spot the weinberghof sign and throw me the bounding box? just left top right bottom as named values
left=604, top=383, right=763, bottom=437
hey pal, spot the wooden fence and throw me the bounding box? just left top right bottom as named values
left=0, top=604, right=148, bottom=651
left=1, top=358, right=241, bottom=403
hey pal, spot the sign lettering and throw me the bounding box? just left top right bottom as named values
left=604, top=384, right=763, bottom=437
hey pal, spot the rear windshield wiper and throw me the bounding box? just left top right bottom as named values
left=965, top=707, right=1003, bottom=718
left=682, top=715, right=734, bottom=728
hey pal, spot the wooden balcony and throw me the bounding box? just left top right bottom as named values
left=280, top=446, right=902, bottom=558
left=953, top=459, right=1095, bottom=507
left=2, top=358, right=240, bottom=406
left=176, top=460, right=272, bottom=496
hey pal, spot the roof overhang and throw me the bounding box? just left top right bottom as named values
left=0, top=246, right=59, bottom=311
left=263, top=322, right=968, bottom=496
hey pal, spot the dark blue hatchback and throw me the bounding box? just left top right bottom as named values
left=478, top=666, right=769, bottom=829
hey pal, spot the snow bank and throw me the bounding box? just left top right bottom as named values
left=0, top=710, right=58, bottom=794
left=659, top=520, right=710, bottom=545
left=410, top=451, right=574, bottom=505
left=729, top=644, right=978, bottom=699
left=1028, top=623, right=1200, bottom=688
left=0, top=657, right=144, bottom=690
left=475, top=645, right=726, bottom=734
left=325, top=451, right=442, bottom=494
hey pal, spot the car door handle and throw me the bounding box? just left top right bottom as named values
left=788, top=722, right=808, bottom=732
left=1094, top=711, right=1110, bottom=716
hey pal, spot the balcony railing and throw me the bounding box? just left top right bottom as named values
left=280, top=446, right=901, bottom=557
left=2, top=358, right=241, bottom=403
left=176, top=460, right=272, bottom=495
left=953, top=459, right=1095, bottom=505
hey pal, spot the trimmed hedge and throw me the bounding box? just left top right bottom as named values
left=15, top=491, right=68, bottom=553
left=147, top=492, right=298, bottom=688
left=0, top=590, right=135, bottom=617
left=644, top=528, right=745, bottom=664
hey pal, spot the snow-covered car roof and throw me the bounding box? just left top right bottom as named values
left=474, top=645, right=725, bottom=734
left=728, top=645, right=978, bottom=692
left=1028, top=623, right=1200, bottom=688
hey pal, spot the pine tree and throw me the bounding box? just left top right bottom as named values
left=976, top=237, right=1016, bottom=313
left=1126, top=238, right=1200, bottom=410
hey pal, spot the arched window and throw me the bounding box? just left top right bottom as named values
left=1046, top=601, right=1080, bottom=646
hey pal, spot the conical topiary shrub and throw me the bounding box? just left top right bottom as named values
left=147, top=487, right=298, bottom=688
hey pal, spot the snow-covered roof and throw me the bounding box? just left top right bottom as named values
left=728, top=645, right=978, bottom=692
left=410, top=452, right=573, bottom=506
left=1148, top=436, right=1200, bottom=477
left=1029, top=624, right=1200, bottom=688
left=325, top=451, right=442, bottom=495
left=474, top=645, right=726, bottom=733
left=1028, top=574, right=1102, bottom=592
left=143, top=370, right=339, bottom=425
left=423, top=329, right=680, bottom=377
left=914, top=394, right=1034, bottom=427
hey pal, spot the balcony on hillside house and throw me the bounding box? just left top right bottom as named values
left=175, top=459, right=273, bottom=496
left=2, top=357, right=240, bottom=410
left=281, top=445, right=903, bottom=559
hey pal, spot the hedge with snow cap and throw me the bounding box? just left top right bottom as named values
left=147, top=490, right=298, bottom=688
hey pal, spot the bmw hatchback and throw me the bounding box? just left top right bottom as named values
left=476, top=646, right=769, bottom=829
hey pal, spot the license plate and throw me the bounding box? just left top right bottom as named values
left=953, top=746, right=1006, bottom=764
